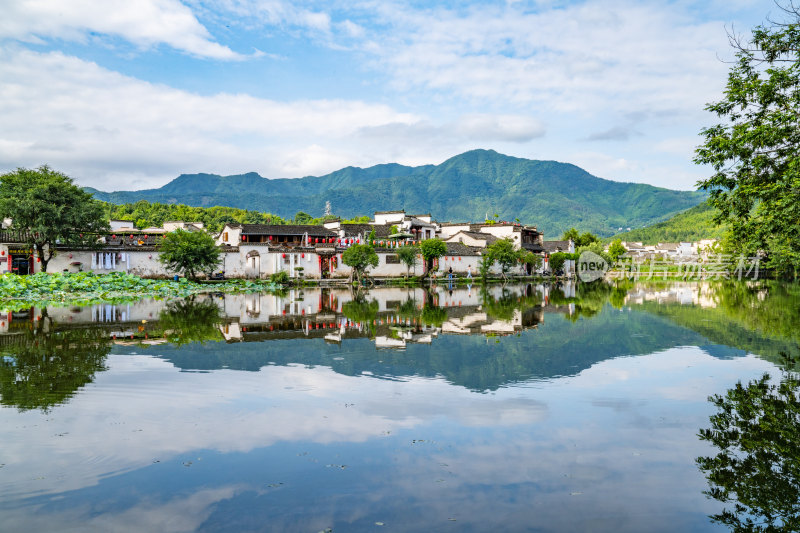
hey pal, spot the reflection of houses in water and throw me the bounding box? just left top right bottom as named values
left=0, top=284, right=549, bottom=350
left=625, top=283, right=719, bottom=308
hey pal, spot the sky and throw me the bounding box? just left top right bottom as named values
left=0, top=0, right=773, bottom=192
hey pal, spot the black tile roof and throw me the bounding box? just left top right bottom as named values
left=340, top=224, right=393, bottom=237
left=240, top=224, right=336, bottom=236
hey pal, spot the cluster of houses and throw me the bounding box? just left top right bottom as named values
left=0, top=210, right=566, bottom=279
left=615, top=240, right=718, bottom=262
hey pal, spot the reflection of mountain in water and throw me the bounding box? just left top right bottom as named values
left=115, top=306, right=708, bottom=391
left=2, top=281, right=798, bottom=405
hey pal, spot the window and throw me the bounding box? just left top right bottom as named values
left=223, top=232, right=228, bottom=241
left=385, top=254, right=400, bottom=264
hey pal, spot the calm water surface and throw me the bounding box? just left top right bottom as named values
left=1, top=281, right=798, bottom=532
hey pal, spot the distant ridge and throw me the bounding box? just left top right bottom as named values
left=87, top=149, right=706, bottom=237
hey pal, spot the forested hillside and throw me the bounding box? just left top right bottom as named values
left=89, top=150, right=706, bottom=238
left=609, top=202, right=726, bottom=244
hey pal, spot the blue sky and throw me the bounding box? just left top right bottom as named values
left=0, top=0, right=771, bottom=191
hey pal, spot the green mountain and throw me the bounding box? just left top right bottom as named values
left=609, top=201, right=727, bottom=244
left=87, top=150, right=706, bottom=237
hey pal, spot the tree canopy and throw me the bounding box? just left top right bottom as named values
left=562, top=227, right=600, bottom=247
left=694, top=4, right=800, bottom=277
left=419, top=238, right=447, bottom=277
left=0, top=166, right=109, bottom=272
left=158, top=229, right=221, bottom=281
left=341, top=243, right=378, bottom=284
left=481, top=238, right=521, bottom=278
left=396, top=245, right=419, bottom=278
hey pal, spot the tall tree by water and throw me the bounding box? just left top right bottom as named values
left=158, top=229, right=221, bottom=281
left=695, top=3, right=800, bottom=277
left=0, top=166, right=109, bottom=272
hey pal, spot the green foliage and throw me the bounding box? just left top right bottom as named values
left=420, top=304, right=447, bottom=327
left=158, top=229, right=221, bottom=281
left=396, top=245, right=419, bottom=277
left=88, top=150, right=706, bottom=237
left=561, top=228, right=600, bottom=247
left=341, top=243, right=379, bottom=284
left=481, top=238, right=520, bottom=277
left=293, top=211, right=314, bottom=224
left=607, top=239, right=627, bottom=262
left=576, top=242, right=611, bottom=264
left=341, top=297, right=379, bottom=324
left=0, top=271, right=282, bottom=308
left=610, top=202, right=726, bottom=245
left=157, top=297, right=223, bottom=346
left=0, top=325, right=110, bottom=411
left=419, top=239, right=447, bottom=275
left=548, top=252, right=569, bottom=273
left=694, top=8, right=800, bottom=277
left=269, top=271, right=290, bottom=285
left=0, top=166, right=109, bottom=272
left=106, top=199, right=290, bottom=233
left=697, top=361, right=800, bottom=532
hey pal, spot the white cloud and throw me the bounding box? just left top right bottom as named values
left=0, top=47, right=420, bottom=188
left=363, top=1, right=731, bottom=117
left=0, top=0, right=241, bottom=59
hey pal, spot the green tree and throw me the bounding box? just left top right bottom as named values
left=341, top=243, right=379, bottom=285
left=0, top=166, right=109, bottom=272
left=396, top=245, right=419, bottom=279
left=697, top=358, right=800, bottom=532
left=607, top=239, right=627, bottom=262
left=158, top=229, right=221, bottom=281
left=561, top=227, right=600, bottom=247
left=694, top=5, right=800, bottom=278
left=419, top=238, right=447, bottom=278
left=482, top=238, right=520, bottom=279
left=157, top=297, right=223, bottom=345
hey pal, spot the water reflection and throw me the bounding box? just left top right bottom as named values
left=1, top=280, right=798, bottom=532
left=698, top=356, right=800, bottom=531
left=0, top=280, right=798, bottom=411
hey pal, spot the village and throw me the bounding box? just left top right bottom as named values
left=0, top=209, right=717, bottom=281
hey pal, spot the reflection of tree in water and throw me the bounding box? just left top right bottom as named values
left=0, top=324, right=111, bottom=411
left=158, top=297, right=223, bottom=346
left=549, top=281, right=614, bottom=321
left=697, top=354, right=800, bottom=532
left=481, top=285, right=541, bottom=321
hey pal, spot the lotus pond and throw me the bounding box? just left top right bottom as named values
left=0, top=280, right=799, bottom=532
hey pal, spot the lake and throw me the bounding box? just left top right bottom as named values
left=1, top=281, right=798, bottom=532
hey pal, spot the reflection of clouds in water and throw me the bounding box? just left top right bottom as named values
left=1, top=486, right=240, bottom=533
left=0, top=355, right=548, bottom=500
left=0, top=346, right=778, bottom=532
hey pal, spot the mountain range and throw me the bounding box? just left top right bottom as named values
left=87, top=149, right=706, bottom=238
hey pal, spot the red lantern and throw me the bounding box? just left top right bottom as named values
left=129, top=234, right=133, bottom=239
left=242, top=235, right=247, bottom=241
left=356, top=239, right=359, bottom=244
left=315, top=238, right=319, bottom=243
left=0, top=251, right=4, bottom=256
left=112, top=234, right=116, bottom=239
left=301, top=253, right=305, bottom=258
left=282, top=253, right=286, bottom=258
left=144, top=235, right=148, bottom=239
left=268, top=235, right=273, bottom=241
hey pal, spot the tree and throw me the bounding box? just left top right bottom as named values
left=419, top=238, right=447, bottom=278
left=341, top=243, right=378, bottom=285
left=158, top=229, right=221, bottom=281
left=482, top=238, right=521, bottom=279
left=0, top=166, right=109, bottom=272
left=561, top=227, right=600, bottom=247
left=695, top=4, right=800, bottom=278
left=607, top=239, right=627, bottom=263
left=697, top=358, right=800, bottom=532
left=396, top=245, right=419, bottom=279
